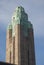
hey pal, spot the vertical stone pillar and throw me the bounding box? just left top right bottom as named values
left=13, top=37, right=15, bottom=64
left=15, top=24, right=21, bottom=65
left=28, top=28, right=35, bottom=65
left=6, top=29, right=12, bottom=63
left=20, top=25, right=28, bottom=65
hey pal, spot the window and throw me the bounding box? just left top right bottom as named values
left=10, top=51, right=11, bottom=63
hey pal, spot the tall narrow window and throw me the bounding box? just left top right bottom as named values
left=10, top=51, right=11, bottom=63
left=28, top=50, right=29, bottom=65
left=13, top=37, right=15, bottom=64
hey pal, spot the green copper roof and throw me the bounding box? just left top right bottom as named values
left=7, top=22, right=12, bottom=30
left=7, top=6, right=32, bottom=37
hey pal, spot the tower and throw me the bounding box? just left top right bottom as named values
left=6, top=6, right=36, bottom=65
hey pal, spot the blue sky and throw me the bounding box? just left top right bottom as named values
left=0, top=0, right=44, bottom=65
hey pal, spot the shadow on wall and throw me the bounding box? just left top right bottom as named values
left=0, top=62, right=14, bottom=65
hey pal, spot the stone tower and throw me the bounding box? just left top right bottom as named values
left=6, top=6, right=36, bottom=65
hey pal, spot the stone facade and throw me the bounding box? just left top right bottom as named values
left=6, top=6, right=36, bottom=65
